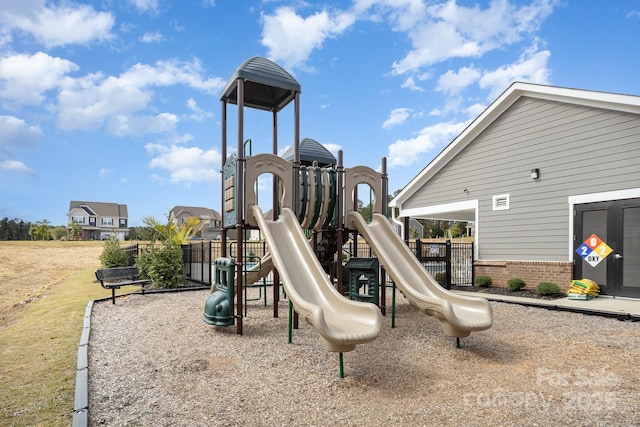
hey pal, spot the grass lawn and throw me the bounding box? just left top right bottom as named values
left=0, top=241, right=142, bottom=426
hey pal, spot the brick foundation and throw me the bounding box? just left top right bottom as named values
left=474, top=260, right=573, bottom=292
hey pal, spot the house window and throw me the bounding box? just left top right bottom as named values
left=493, top=194, right=510, bottom=211
left=72, top=216, right=85, bottom=224
left=120, top=219, right=126, bottom=225
left=102, top=218, right=114, bottom=226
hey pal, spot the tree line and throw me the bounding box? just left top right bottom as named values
left=0, top=217, right=71, bottom=240
left=0, top=216, right=163, bottom=241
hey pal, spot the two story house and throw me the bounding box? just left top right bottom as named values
left=67, top=201, right=129, bottom=241
left=168, top=206, right=222, bottom=240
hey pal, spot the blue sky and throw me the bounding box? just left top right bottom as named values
left=1, top=0, right=639, bottom=226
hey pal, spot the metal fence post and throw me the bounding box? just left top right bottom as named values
left=445, top=240, right=452, bottom=290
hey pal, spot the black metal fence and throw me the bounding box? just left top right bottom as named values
left=124, top=238, right=474, bottom=289
left=345, top=239, right=474, bottom=288
left=123, top=243, right=141, bottom=266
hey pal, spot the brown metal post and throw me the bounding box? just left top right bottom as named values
left=236, top=79, right=245, bottom=335
left=337, top=150, right=344, bottom=294
left=380, top=157, right=388, bottom=315
left=293, top=92, right=300, bottom=216
left=272, top=109, right=279, bottom=317
left=353, top=185, right=358, bottom=257
left=292, top=91, right=300, bottom=329
left=221, top=100, right=228, bottom=258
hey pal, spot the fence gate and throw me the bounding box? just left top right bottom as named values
left=410, top=240, right=474, bottom=288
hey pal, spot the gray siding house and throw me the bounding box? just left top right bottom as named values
left=168, top=206, right=222, bottom=240
left=390, top=82, right=640, bottom=298
left=67, top=201, right=129, bottom=241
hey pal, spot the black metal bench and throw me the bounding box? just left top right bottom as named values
left=95, top=266, right=152, bottom=304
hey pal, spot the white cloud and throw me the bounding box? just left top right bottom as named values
left=429, top=96, right=464, bottom=117
left=0, top=2, right=115, bottom=47
left=387, top=120, right=467, bottom=168
left=479, top=45, right=551, bottom=99
left=391, top=0, right=555, bottom=75
left=323, top=143, right=342, bottom=157
left=186, top=98, right=214, bottom=121
left=353, top=0, right=426, bottom=31
left=261, top=6, right=356, bottom=71
left=436, top=66, right=481, bottom=96
left=400, top=76, right=423, bottom=91
left=383, top=108, right=413, bottom=129
left=146, top=143, right=221, bottom=183
left=57, top=59, right=225, bottom=134
left=0, top=33, right=12, bottom=48
left=0, top=52, right=79, bottom=107
left=128, top=0, right=160, bottom=14
left=107, top=113, right=179, bottom=137
left=0, top=115, right=42, bottom=156
left=465, top=102, right=488, bottom=119
left=0, top=115, right=42, bottom=176
left=0, top=160, right=36, bottom=176
left=99, top=168, right=112, bottom=178
left=140, top=31, right=164, bottom=43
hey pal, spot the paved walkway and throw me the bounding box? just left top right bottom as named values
left=457, top=291, right=640, bottom=321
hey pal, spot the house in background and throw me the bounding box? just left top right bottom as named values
left=390, top=82, right=640, bottom=298
left=169, top=206, right=222, bottom=240
left=67, top=201, right=129, bottom=241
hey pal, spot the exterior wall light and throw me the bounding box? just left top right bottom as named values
left=531, top=168, right=540, bottom=180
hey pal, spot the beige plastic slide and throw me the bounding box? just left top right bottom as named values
left=347, top=211, right=493, bottom=338
left=251, top=205, right=382, bottom=353
left=244, top=253, right=274, bottom=285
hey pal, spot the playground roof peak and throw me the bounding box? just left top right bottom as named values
left=220, top=56, right=301, bottom=112
left=281, top=137, right=337, bottom=167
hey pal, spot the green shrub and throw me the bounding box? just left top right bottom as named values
left=475, top=275, right=492, bottom=288
left=507, top=278, right=526, bottom=291
left=136, top=241, right=183, bottom=289
left=434, top=272, right=446, bottom=286
left=99, top=238, right=128, bottom=268
left=537, top=282, right=561, bottom=296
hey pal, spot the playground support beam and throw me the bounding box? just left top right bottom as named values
left=292, top=92, right=301, bottom=330
left=337, top=150, right=344, bottom=295
left=221, top=100, right=227, bottom=258
left=272, top=109, right=280, bottom=318
left=380, top=157, right=388, bottom=315
left=236, top=78, right=245, bottom=336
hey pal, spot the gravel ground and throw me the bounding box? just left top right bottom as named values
left=88, top=289, right=640, bottom=426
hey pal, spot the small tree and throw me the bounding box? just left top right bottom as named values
left=29, top=220, right=51, bottom=240
left=137, top=240, right=183, bottom=288
left=100, top=237, right=128, bottom=268
left=136, top=215, right=185, bottom=288
left=70, top=221, right=83, bottom=240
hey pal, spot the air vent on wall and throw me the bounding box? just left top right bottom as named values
left=492, top=194, right=510, bottom=211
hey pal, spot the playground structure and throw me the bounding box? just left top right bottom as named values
left=205, top=57, right=493, bottom=369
